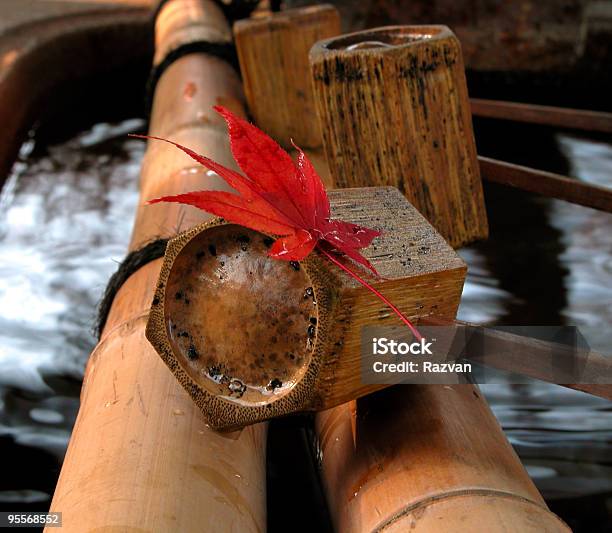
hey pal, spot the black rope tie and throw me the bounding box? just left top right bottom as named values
left=95, top=238, right=169, bottom=339
left=145, top=41, right=239, bottom=115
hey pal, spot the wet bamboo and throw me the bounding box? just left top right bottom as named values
left=316, top=387, right=571, bottom=532
left=47, top=1, right=266, bottom=531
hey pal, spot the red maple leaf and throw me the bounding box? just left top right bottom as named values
left=134, top=106, right=420, bottom=339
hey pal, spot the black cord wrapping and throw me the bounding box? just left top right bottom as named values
left=95, top=238, right=169, bottom=339
left=145, top=41, right=239, bottom=115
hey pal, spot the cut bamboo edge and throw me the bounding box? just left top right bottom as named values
left=309, top=24, right=489, bottom=248
left=46, top=1, right=266, bottom=531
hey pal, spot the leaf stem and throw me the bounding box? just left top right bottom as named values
left=317, top=245, right=422, bottom=341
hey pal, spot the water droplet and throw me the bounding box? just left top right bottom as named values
left=187, top=344, right=199, bottom=360
left=184, top=81, right=197, bottom=101
left=229, top=379, right=246, bottom=397
left=266, top=378, right=282, bottom=391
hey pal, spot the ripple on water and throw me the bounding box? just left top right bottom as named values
left=459, top=132, right=612, bottom=503
left=0, top=119, right=144, bottom=507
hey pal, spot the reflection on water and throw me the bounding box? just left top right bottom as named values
left=0, top=120, right=143, bottom=513
left=0, top=121, right=609, bottom=530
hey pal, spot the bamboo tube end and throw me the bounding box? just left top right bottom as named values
left=156, top=220, right=317, bottom=406
left=146, top=217, right=328, bottom=430
left=146, top=187, right=466, bottom=430
left=234, top=4, right=339, bottom=35
left=310, top=25, right=489, bottom=248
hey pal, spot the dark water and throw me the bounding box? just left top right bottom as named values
left=462, top=121, right=612, bottom=531
left=0, top=121, right=144, bottom=515
left=0, top=120, right=610, bottom=531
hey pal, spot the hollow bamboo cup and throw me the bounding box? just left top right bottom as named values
left=146, top=187, right=467, bottom=430
left=310, top=25, right=489, bottom=248
left=46, top=1, right=266, bottom=531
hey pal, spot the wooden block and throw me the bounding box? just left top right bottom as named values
left=310, top=26, right=488, bottom=248
left=146, top=187, right=466, bottom=430
left=233, top=4, right=340, bottom=149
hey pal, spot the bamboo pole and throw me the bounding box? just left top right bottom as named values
left=315, top=387, right=571, bottom=532
left=479, top=156, right=612, bottom=213
left=420, top=316, right=612, bottom=401
left=471, top=98, right=612, bottom=134
left=233, top=4, right=340, bottom=149
left=47, top=1, right=266, bottom=531
left=310, top=25, right=489, bottom=248
left=153, top=0, right=232, bottom=67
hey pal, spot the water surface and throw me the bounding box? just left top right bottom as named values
left=0, top=120, right=143, bottom=512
